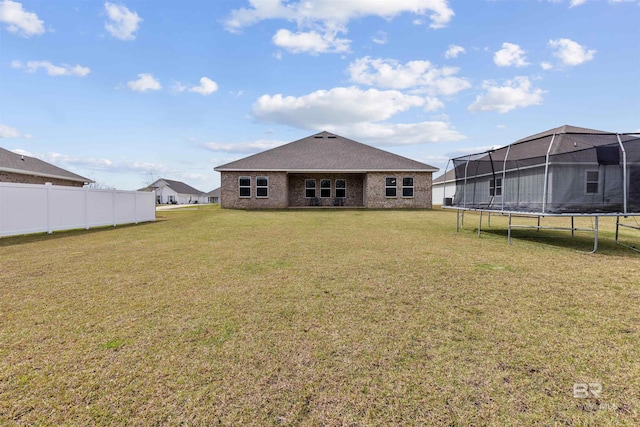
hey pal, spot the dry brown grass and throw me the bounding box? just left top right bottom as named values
left=1, top=206, right=638, bottom=425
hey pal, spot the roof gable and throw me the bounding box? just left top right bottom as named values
left=149, top=178, right=204, bottom=195
left=0, top=147, right=92, bottom=183
left=215, top=131, right=438, bottom=172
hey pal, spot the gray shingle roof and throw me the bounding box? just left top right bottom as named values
left=214, top=131, right=438, bottom=172
left=513, top=125, right=612, bottom=144
left=205, top=187, right=220, bottom=197
left=433, top=168, right=456, bottom=184
left=0, top=147, right=93, bottom=184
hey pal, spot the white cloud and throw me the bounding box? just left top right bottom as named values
left=444, top=44, right=465, bottom=59
left=570, top=0, right=587, bottom=6
left=204, top=139, right=286, bottom=154
left=189, top=77, right=219, bottom=95
left=330, top=121, right=466, bottom=145
left=104, top=2, right=142, bottom=41
left=468, top=76, right=545, bottom=113
left=0, top=123, right=32, bottom=138
left=494, top=42, right=529, bottom=67
left=540, top=61, right=553, bottom=70
left=272, top=28, right=350, bottom=54
left=172, top=77, right=219, bottom=95
left=224, top=0, right=455, bottom=32
left=0, top=0, right=44, bottom=36
left=251, top=86, right=464, bottom=145
left=11, top=60, right=90, bottom=77
left=347, top=56, right=471, bottom=96
left=127, top=73, right=161, bottom=92
left=253, top=86, right=427, bottom=129
left=549, top=38, right=596, bottom=66
left=372, top=31, right=388, bottom=45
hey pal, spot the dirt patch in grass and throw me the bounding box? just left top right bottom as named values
left=1, top=206, right=638, bottom=425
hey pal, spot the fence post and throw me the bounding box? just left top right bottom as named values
left=46, top=182, right=53, bottom=234
left=84, top=186, right=90, bottom=230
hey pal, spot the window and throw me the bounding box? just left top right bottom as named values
left=305, top=179, right=316, bottom=198
left=586, top=171, right=599, bottom=194
left=256, top=176, right=269, bottom=198
left=489, top=178, right=502, bottom=196
left=335, top=179, right=346, bottom=198
left=320, top=179, right=331, bottom=198
left=168, top=195, right=176, bottom=203
left=239, top=176, right=251, bottom=198
left=402, top=177, right=414, bottom=198
left=385, top=177, right=397, bottom=198
left=156, top=195, right=162, bottom=204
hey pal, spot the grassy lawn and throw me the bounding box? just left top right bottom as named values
left=1, top=206, right=638, bottom=426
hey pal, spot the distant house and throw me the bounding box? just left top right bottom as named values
left=0, top=147, right=93, bottom=187
left=214, top=131, right=438, bottom=209
left=142, top=178, right=206, bottom=204
left=206, top=187, right=220, bottom=204
left=432, top=169, right=456, bottom=206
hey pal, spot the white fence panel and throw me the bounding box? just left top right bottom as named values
left=0, top=183, right=48, bottom=235
left=0, top=182, right=155, bottom=238
left=50, top=186, right=85, bottom=231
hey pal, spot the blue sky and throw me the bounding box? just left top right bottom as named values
left=1, top=0, right=639, bottom=191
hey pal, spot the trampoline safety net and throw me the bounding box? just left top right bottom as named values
left=450, top=129, right=640, bottom=214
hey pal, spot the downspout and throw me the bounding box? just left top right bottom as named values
left=616, top=134, right=627, bottom=214
left=541, top=134, right=556, bottom=214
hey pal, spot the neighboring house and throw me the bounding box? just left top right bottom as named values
left=432, top=169, right=456, bottom=206
left=0, top=147, right=93, bottom=187
left=450, top=125, right=640, bottom=214
left=206, top=187, right=220, bottom=204
left=142, top=179, right=207, bottom=204
left=214, top=131, right=438, bottom=209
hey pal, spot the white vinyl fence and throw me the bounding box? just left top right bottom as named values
left=0, top=182, right=156, bottom=238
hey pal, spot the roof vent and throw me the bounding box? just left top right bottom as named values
left=327, top=135, right=337, bottom=139
left=314, top=135, right=324, bottom=138
left=21, top=155, right=25, bottom=161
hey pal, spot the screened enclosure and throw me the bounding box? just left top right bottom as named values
left=448, top=126, right=640, bottom=215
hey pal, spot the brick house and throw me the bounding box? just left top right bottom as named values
left=214, top=131, right=438, bottom=209
left=0, top=147, right=93, bottom=187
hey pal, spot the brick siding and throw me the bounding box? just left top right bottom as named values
left=0, top=172, right=85, bottom=187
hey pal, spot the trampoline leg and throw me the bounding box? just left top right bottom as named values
left=537, top=216, right=541, bottom=232
left=591, top=216, right=599, bottom=254
left=456, top=209, right=460, bottom=232
left=478, top=211, right=483, bottom=237
left=615, top=215, right=620, bottom=244
left=508, top=213, right=512, bottom=245
left=461, top=210, right=465, bottom=227
left=488, top=212, right=491, bottom=228
left=571, top=216, right=575, bottom=237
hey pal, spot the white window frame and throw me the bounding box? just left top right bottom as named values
left=335, top=179, right=346, bottom=198
left=239, top=176, right=251, bottom=198
left=320, top=179, right=331, bottom=198
left=585, top=170, right=599, bottom=195
left=305, top=179, right=316, bottom=198
left=402, top=177, right=414, bottom=198
left=385, top=177, right=397, bottom=198
left=489, top=178, right=502, bottom=196
left=256, top=176, right=269, bottom=198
